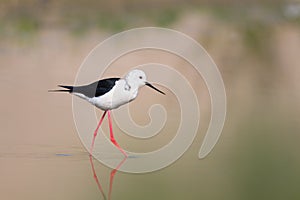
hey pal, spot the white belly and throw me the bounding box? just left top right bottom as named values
left=89, top=81, right=138, bottom=110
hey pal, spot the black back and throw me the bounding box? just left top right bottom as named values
left=59, top=78, right=120, bottom=98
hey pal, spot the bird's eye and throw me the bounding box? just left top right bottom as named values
left=139, top=76, right=143, bottom=79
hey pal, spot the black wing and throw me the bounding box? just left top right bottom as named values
left=58, top=78, right=120, bottom=98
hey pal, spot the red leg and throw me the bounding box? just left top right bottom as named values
left=107, top=110, right=127, bottom=157
left=90, top=111, right=107, bottom=155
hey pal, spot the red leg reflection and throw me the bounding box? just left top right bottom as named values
left=89, top=156, right=127, bottom=200
left=108, top=157, right=127, bottom=200
left=107, top=110, right=127, bottom=157
left=89, top=155, right=106, bottom=200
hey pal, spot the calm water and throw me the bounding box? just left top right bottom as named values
left=0, top=143, right=228, bottom=200
left=1, top=17, right=300, bottom=199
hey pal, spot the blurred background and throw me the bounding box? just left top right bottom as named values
left=0, top=0, right=300, bottom=200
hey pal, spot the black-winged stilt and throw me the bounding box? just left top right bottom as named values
left=50, top=69, right=165, bottom=157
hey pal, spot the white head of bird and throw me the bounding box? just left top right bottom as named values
left=124, top=69, right=147, bottom=90
left=125, top=69, right=165, bottom=95
left=111, top=69, right=165, bottom=109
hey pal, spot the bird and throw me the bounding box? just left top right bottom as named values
left=49, top=69, right=165, bottom=157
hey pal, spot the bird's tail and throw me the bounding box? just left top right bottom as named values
left=48, top=85, right=74, bottom=93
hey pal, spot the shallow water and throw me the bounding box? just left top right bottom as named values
left=1, top=15, right=300, bottom=199
left=0, top=141, right=233, bottom=200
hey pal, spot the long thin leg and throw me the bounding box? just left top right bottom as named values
left=90, top=111, right=107, bottom=155
left=107, top=110, right=127, bottom=157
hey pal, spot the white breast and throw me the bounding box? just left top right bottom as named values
left=90, top=79, right=138, bottom=110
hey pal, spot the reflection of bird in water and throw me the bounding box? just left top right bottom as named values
left=89, top=155, right=127, bottom=200
left=49, top=69, right=165, bottom=157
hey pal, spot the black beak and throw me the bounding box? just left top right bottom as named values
left=145, top=82, right=165, bottom=95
